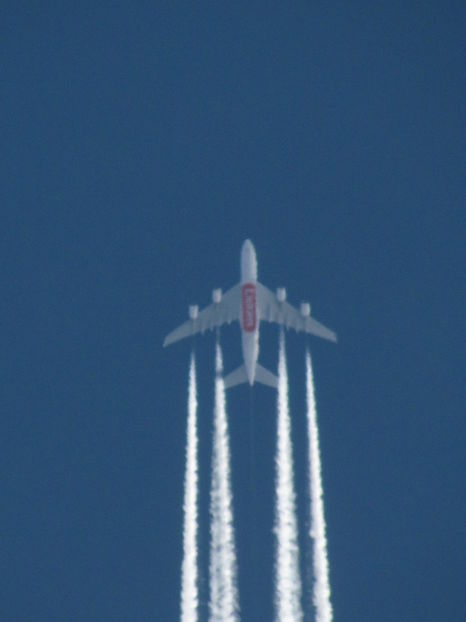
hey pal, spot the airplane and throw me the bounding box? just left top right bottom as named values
left=163, top=239, right=337, bottom=389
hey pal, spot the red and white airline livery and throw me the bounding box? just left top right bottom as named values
left=163, top=239, right=337, bottom=389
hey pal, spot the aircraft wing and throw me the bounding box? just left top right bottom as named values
left=257, top=282, right=337, bottom=343
left=163, top=284, right=241, bottom=347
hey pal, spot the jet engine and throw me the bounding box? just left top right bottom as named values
left=300, top=302, right=311, bottom=317
left=189, top=305, right=199, bottom=320
left=276, top=287, right=286, bottom=302
left=212, top=288, right=222, bottom=303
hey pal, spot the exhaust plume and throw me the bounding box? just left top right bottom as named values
left=306, top=349, right=333, bottom=622
left=209, top=342, right=239, bottom=621
left=180, top=352, right=199, bottom=622
left=274, top=330, right=303, bottom=621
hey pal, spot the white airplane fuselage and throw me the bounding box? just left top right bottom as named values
left=240, top=239, right=259, bottom=385
left=163, top=237, right=336, bottom=389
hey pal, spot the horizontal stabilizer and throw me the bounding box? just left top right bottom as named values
left=255, top=363, right=278, bottom=389
left=223, top=363, right=278, bottom=390
left=223, top=365, right=248, bottom=389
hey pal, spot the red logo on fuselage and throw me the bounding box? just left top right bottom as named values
left=242, top=283, right=256, bottom=332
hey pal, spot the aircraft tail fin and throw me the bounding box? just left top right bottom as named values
left=255, top=363, right=278, bottom=389
left=223, top=365, right=248, bottom=389
left=223, top=363, right=278, bottom=390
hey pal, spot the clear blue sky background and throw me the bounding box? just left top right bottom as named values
left=2, top=2, right=464, bottom=621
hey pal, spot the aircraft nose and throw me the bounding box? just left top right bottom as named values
left=242, top=239, right=253, bottom=252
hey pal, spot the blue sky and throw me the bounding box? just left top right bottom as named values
left=2, top=2, right=465, bottom=620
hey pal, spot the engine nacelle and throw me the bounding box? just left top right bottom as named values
left=300, top=302, right=311, bottom=317
left=212, top=288, right=222, bottom=303
left=189, top=305, right=199, bottom=320
left=276, top=287, right=286, bottom=303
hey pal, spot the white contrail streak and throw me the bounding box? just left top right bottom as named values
left=305, top=349, right=333, bottom=622
left=209, top=342, right=239, bottom=622
left=274, top=330, right=303, bottom=621
left=180, top=352, right=199, bottom=622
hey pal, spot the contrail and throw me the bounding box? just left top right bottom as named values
left=274, top=330, right=303, bottom=621
left=180, top=352, right=199, bottom=622
left=305, top=348, right=333, bottom=622
left=209, top=341, right=239, bottom=622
